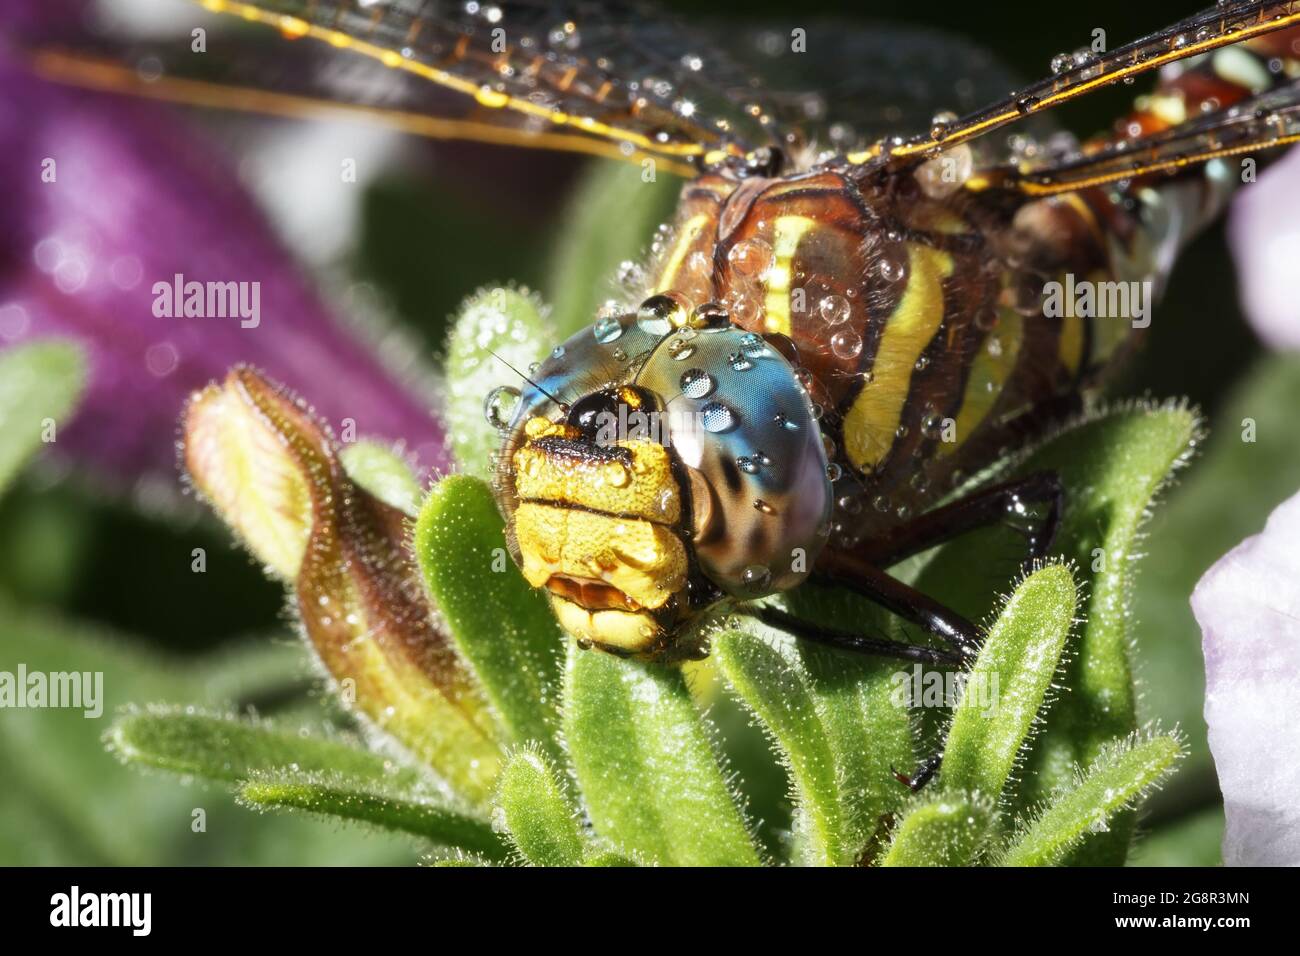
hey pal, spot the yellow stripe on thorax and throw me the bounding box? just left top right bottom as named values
left=938, top=306, right=1025, bottom=456
left=844, top=244, right=954, bottom=472
left=763, top=216, right=817, bottom=335
left=654, top=213, right=711, bottom=294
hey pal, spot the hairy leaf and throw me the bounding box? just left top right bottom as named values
left=340, top=440, right=423, bottom=517
left=563, top=646, right=760, bottom=866
left=415, top=475, right=563, bottom=760
left=998, top=733, right=1183, bottom=866
left=881, top=792, right=994, bottom=867
left=941, top=563, right=1076, bottom=801
left=444, top=287, right=552, bottom=478
left=239, top=771, right=508, bottom=859
left=713, top=625, right=912, bottom=866
left=496, top=747, right=585, bottom=866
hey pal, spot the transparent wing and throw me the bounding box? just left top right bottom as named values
left=848, top=0, right=1300, bottom=164
left=713, top=21, right=1057, bottom=159
left=984, top=81, right=1300, bottom=194
left=22, top=0, right=792, bottom=172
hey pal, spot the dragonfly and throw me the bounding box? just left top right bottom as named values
left=24, top=0, right=1300, bottom=785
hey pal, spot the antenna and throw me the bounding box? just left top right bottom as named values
left=488, top=350, right=570, bottom=413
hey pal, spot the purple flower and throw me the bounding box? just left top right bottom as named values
left=1228, top=147, right=1300, bottom=352
left=1192, top=490, right=1300, bottom=866
left=0, top=51, right=446, bottom=481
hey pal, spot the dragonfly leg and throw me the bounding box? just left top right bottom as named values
left=892, top=752, right=944, bottom=792
left=813, top=555, right=984, bottom=659
left=749, top=606, right=965, bottom=667
left=850, top=470, right=1065, bottom=568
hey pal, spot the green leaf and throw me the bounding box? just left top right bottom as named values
left=999, top=732, right=1183, bottom=867
left=444, top=286, right=553, bottom=478
left=415, top=475, right=564, bottom=759
left=239, top=771, right=509, bottom=859
left=1014, top=403, right=1198, bottom=863
left=940, top=563, right=1076, bottom=801
left=563, top=645, right=761, bottom=866
left=881, top=792, right=994, bottom=867
left=0, top=600, right=411, bottom=865
left=107, top=708, right=422, bottom=787
left=0, top=340, right=85, bottom=495
left=912, top=404, right=1195, bottom=863
left=545, top=161, right=682, bottom=336
left=340, top=440, right=423, bottom=516
left=496, top=746, right=585, bottom=866
left=713, top=625, right=913, bottom=866
left=582, top=850, right=639, bottom=867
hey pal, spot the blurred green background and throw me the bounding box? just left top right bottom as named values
left=3, top=0, right=1298, bottom=865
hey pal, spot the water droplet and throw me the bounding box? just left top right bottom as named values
left=617, top=259, right=647, bottom=290
left=701, top=401, right=737, bottom=432
left=668, top=336, right=696, bottom=361
left=872, top=494, right=891, bottom=513
left=774, top=412, right=799, bottom=431
left=690, top=301, right=730, bottom=330
left=728, top=351, right=754, bottom=371
left=818, top=294, right=851, bottom=325
left=593, top=314, right=624, bottom=343
left=753, top=499, right=776, bottom=515
left=739, top=332, right=769, bottom=357
left=914, top=355, right=930, bottom=371
left=878, top=253, right=908, bottom=283
left=484, top=385, right=521, bottom=431
left=741, top=564, right=772, bottom=592
left=929, top=110, right=958, bottom=140
left=737, top=456, right=759, bottom=474
left=837, top=494, right=863, bottom=515
left=1050, top=52, right=1071, bottom=74
left=612, top=347, right=628, bottom=362
left=830, top=328, right=863, bottom=359
left=727, top=238, right=773, bottom=277
left=637, top=293, right=687, bottom=335
left=680, top=368, right=715, bottom=399
left=725, top=288, right=760, bottom=325
left=825, top=463, right=842, bottom=481
left=552, top=345, right=566, bottom=359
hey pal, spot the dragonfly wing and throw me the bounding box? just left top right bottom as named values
left=20, top=0, right=792, bottom=173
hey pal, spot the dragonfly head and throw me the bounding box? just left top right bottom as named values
left=488, top=295, right=833, bottom=660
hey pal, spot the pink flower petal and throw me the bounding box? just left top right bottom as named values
left=1192, top=489, right=1300, bottom=866
left=1228, top=147, right=1300, bottom=351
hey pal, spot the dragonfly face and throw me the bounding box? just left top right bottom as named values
left=490, top=297, right=832, bottom=659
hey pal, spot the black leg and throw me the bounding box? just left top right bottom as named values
left=850, top=471, right=1064, bottom=568
left=892, top=752, right=943, bottom=792
left=750, top=606, right=965, bottom=668
left=814, top=553, right=983, bottom=660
